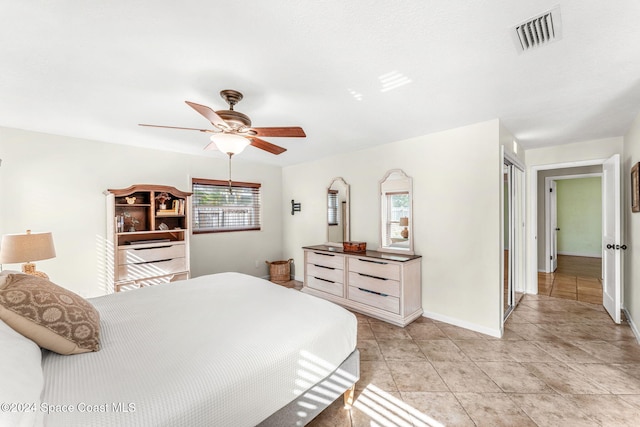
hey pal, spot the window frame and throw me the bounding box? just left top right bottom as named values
left=191, top=178, right=262, bottom=234
left=328, top=189, right=339, bottom=226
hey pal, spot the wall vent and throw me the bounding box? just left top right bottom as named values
left=511, top=6, right=562, bottom=53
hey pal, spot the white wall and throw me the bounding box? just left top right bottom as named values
left=623, top=112, right=640, bottom=337
left=283, top=119, right=504, bottom=336
left=0, top=127, right=283, bottom=297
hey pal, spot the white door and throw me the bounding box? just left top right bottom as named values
left=550, top=180, right=558, bottom=272
left=602, top=154, right=621, bottom=324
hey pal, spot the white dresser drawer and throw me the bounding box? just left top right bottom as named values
left=307, top=276, right=344, bottom=297
left=307, top=251, right=345, bottom=269
left=349, top=271, right=400, bottom=298
left=349, top=257, right=400, bottom=281
left=117, top=257, right=187, bottom=281
left=118, top=243, right=185, bottom=265
left=348, top=286, right=400, bottom=314
left=115, top=272, right=188, bottom=292
left=307, top=263, right=343, bottom=283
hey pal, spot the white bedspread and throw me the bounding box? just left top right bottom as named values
left=41, top=272, right=357, bottom=427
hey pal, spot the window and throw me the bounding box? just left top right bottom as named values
left=384, top=192, right=409, bottom=241
left=192, top=178, right=261, bottom=233
left=328, top=190, right=338, bottom=226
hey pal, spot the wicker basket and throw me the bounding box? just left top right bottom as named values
left=266, top=259, right=293, bottom=282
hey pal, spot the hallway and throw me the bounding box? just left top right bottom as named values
left=538, top=255, right=603, bottom=304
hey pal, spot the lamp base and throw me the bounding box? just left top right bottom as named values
left=401, top=227, right=409, bottom=239
left=22, top=262, right=49, bottom=279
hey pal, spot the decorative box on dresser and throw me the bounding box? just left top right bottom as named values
left=302, top=245, right=422, bottom=326
left=105, top=184, right=192, bottom=292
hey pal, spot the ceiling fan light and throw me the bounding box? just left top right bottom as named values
left=209, top=133, right=250, bottom=155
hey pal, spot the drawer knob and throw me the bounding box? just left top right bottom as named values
left=314, top=252, right=335, bottom=257
left=358, top=287, right=389, bottom=297
left=133, top=245, right=172, bottom=250
left=358, top=272, right=387, bottom=281
left=358, top=258, right=388, bottom=265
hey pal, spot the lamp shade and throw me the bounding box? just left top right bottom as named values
left=399, top=217, right=409, bottom=227
left=208, top=133, right=250, bottom=155
left=0, top=230, right=56, bottom=264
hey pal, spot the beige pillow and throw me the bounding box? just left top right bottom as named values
left=0, top=270, right=21, bottom=287
left=0, top=274, right=100, bottom=355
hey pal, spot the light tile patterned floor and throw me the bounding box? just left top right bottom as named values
left=305, top=295, right=640, bottom=426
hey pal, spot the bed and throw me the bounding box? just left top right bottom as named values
left=0, top=272, right=359, bottom=427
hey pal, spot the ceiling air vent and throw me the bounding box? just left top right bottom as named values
left=511, top=6, right=562, bottom=53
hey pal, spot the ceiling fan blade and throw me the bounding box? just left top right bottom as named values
left=249, top=138, right=287, bottom=155
left=185, top=101, right=228, bottom=128
left=250, top=127, right=306, bottom=137
left=139, top=123, right=213, bottom=132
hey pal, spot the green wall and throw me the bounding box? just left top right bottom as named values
left=556, top=177, right=602, bottom=257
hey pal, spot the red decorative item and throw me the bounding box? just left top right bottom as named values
left=343, top=241, right=366, bottom=252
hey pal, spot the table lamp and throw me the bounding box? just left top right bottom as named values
left=0, top=230, right=56, bottom=279
left=399, top=217, right=409, bottom=239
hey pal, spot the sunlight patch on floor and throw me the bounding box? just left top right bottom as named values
left=354, top=384, right=444, bottom=427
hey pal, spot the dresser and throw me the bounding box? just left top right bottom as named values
left=105, top=185, right=191, bottom=292
left=302, top=245, right=422, bottom=326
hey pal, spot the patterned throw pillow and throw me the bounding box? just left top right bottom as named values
left=0, top=274, right=100, bottom=355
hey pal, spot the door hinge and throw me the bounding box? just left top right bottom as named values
left=550, top=255, right=553, bottom=260
left=549, top=188, right=553, bottom=192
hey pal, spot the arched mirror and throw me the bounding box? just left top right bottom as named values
left=379, top=169, right=414, bottom=254
left=326, top=177, right=350, bottom=245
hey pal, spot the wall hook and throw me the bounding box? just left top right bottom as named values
left=291, top=199, right=301, bottom=215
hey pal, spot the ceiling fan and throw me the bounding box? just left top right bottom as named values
left=139, top=89, right=306, bottom=156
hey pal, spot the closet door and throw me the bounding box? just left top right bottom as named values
left=503, top=160, right=525, bottom=320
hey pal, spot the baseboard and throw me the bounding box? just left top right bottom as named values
left=422, top=310, right=501, bottom=338
left=623, top=307, right=640, bottom=344
left=557, top=251, right=601, bottom=258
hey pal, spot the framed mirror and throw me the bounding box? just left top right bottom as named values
left=326, top=177, right=350, bottom=246
left=379, top=169, right=414, bottom=254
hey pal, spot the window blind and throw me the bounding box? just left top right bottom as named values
left=192, top=178, right=261, bottom=233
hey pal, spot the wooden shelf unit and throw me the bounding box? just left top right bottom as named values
left=105, top=184, right=192, bottom=292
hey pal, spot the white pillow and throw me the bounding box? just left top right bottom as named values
left=0, top=318, right=44, bottom=427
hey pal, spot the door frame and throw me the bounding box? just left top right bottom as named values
left=544, top=173, right=603, bottom=273
left=502, top=149, right=526, bottom=323
left=528, top=159, right=608, bottom=295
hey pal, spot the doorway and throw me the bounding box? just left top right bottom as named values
left=530, top=155, right=623, bottom=323
left=544, top=173, right=603, bottom=274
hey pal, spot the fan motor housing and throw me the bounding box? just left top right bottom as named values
left=216, top=109, right=252, bottom=128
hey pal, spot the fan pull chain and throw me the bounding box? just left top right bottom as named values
left=227, top=153, right=233, bottom=193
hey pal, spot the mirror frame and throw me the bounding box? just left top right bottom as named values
left=378, top=169, right=414, bottom=255
left=325, top=177, right=350, bottom=246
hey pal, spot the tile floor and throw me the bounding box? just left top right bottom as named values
left=298, top=294, right=640, bottom=426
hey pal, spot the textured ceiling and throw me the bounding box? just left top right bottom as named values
left=2, top=1, right=640, bottom=166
